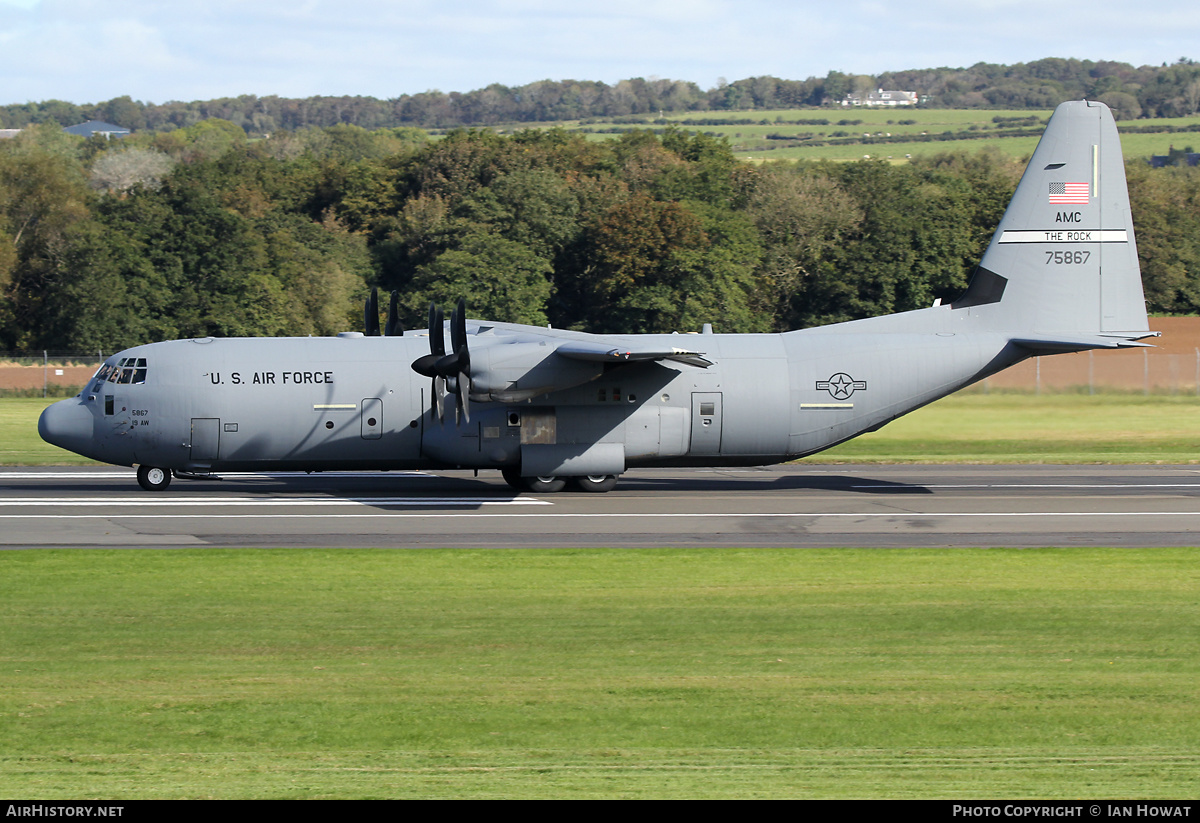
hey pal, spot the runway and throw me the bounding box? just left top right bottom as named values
left=4, top=464, right=1200, bottom=548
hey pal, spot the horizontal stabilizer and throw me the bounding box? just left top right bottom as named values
left=1012, top=332, right=1158, bottom=354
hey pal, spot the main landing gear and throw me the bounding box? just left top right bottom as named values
left=136, top=465, right=172, bottom=491
left=502, top=468, right=618, bottom=493
left=571, top=475, right=619, bottom=493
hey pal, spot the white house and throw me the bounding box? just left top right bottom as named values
left=841, top=89, right=919, bottom=107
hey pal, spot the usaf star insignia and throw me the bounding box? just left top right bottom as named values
left=816, top=373, right=867, bottom=400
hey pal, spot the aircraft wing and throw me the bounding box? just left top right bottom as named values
left=553, top=341, right=713, bottom=368
left=413, top=308, right=715, bottom=413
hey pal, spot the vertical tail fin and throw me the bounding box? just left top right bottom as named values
left=961, top=100, right=1151, bottom=340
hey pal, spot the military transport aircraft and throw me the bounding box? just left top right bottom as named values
left=40, top=101, right=1156, bottom=492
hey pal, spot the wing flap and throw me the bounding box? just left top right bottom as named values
left=554, top=342, right=712, bottom=368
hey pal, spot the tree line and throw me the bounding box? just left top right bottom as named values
left=3, top=58, right=1200, bottom=136
left=2, top=120, right=1199, bottom=352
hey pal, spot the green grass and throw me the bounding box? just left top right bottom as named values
left=0, top=398, right=99, bottom=465
left=539, top=107, right=1200, bottom=163
left=2, top=548, right=1198, bottom=798
left=819, top=394, right=1200, bottom=463
left=748, top=136, right=1045, bottom=163
left=750, top=129, right=1197, bottom=164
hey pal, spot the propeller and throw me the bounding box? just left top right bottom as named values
left=412, top=304, right=447, bottom=423
left=410, top=299, right=472, bottom=424
left=384, top=290, right=403, bottom=337
left=444, top=298, right=471, bottom=424
left=364, top=287, right=381, bottom=336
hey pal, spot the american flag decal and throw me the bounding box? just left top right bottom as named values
left=1049, top=181, right=1089, bottom=204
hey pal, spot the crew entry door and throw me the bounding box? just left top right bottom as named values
left=190, top=418, right=220, bottom=461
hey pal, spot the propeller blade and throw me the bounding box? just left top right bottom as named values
left=450, top=297, right=466, bottom=354
left=457, top=343, right=470, bottom=385
left=458, top=378, right=470, bottom=424
left=364, top=287, right=381, bottom=336
left=384, top=290, right=403, bottom=336
left=434, top=376, right=445, bottom=424
left=447, top=297, right=472, bottom=404
left=430, top=304, right=445, bottom=357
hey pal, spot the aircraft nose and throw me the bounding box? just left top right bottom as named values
left=38, top=398, right=95, bottom=457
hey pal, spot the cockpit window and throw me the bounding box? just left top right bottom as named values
left=94, top=357, right=148, bottom=391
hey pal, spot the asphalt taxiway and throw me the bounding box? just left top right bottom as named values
left=3, top=464, right=1200, bottom=549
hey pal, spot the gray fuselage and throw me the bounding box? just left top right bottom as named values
left=45, top=319, right=1021, bottom=474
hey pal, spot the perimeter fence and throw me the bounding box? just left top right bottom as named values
left=973, top=348, right=1200, bottom=396
left=0, top=351, right=107, bottom=398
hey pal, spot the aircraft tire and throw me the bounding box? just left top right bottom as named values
left=501, top=467, right=524, bottom=491
left=570, top=475, right=619, bottom=493
left=523, top=475, right=566, bottom=493
left=137, top=465, right=172, bottom=492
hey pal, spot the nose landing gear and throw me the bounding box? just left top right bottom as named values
left=136, top=465, right=172, bottom=491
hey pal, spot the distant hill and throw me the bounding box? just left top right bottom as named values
left=1, top=57, right=1197, bottom=134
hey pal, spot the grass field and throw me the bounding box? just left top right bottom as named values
left=543, top=107, right=1200, bottom=163
left=3, top=547, right=1198, bottom=798
left=748, top=136, right=1044, bottom=163
left=745, top=116, right=1200, bottom=163
left=1, top=399, right=98, bottom=465
left=6, top=397, right=1200, bottom=797
left=822, top=393, right=1200, bottom=463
